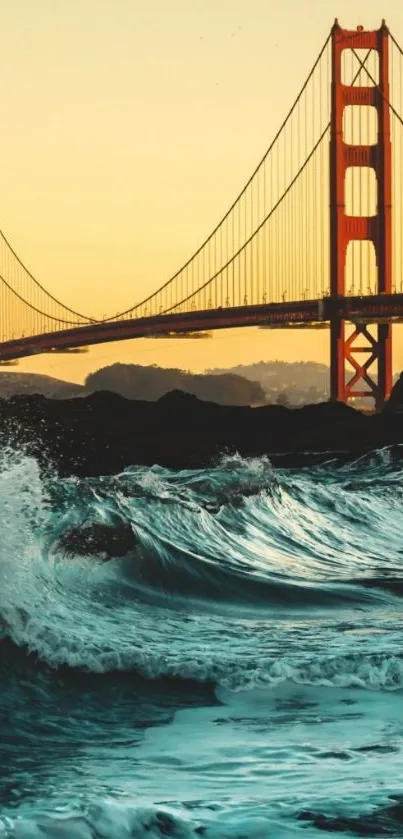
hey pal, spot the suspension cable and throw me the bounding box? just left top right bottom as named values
left=161, top=44, right=372, bottom=315
left=0, top=230, right=95, bottom=322
left=100, top=32, right=332, bottom=322
left=0, top=273, right=87, bottom=326
left=161, top=124, right=330, bottom=313
left=389, top=31, right=403, bottom=59
left=351, top=47, right=403, bottom=127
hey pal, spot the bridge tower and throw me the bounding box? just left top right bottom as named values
left=330, top=20, right=392, bottom=410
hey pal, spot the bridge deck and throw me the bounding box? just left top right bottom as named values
left=2, top=294, right=403, bottom=362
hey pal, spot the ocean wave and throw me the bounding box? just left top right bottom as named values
left=0, top=799, right=302, bottom=839
left=1, top=449, right=403, bottom=680
left=3, top=446, right=403, bottom=835
left=3, top=629, right=403, bottom=694
left=3, top=789, right=403, bottom=839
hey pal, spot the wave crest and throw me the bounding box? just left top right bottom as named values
left=1, top=449, right=403, bottom=682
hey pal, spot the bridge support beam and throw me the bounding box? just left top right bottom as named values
left=329, top=20, right=392, bottom=410
left=330, top=318, right=392, bottom=410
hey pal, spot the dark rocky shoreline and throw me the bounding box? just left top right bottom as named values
left=0, top=388, right=403, bottom=477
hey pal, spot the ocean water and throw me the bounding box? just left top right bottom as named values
left=2, top=449, right=403, bottom=837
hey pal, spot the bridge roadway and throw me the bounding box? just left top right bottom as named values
left=2, top=293, right=403, bottom=362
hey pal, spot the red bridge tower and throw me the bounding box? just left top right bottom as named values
left=330, top=20, right=392, bottom=410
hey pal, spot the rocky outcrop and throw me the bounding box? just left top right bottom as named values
left=384, top=373, right=403, bottom=413
left=56, top=522, right=138, bottom=559
left=0, top=388, right=403, bottom=476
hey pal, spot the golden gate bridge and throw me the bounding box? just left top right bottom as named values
left=1, top=20, right=403, bottom=409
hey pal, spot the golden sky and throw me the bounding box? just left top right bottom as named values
left=1, top=0, right=403, bottom=382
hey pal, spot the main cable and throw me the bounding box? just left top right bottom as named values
left=0, top=230, right=96, bottom=322
left=100, top=32, right=332, bottom=322
left=161, top=125, right=330, bottom=313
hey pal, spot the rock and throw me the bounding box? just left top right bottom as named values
left=57, top=522, right=138, bottom=559
left=384, top=372, right=403, bottom=413
left=0, top=388, right=402, bottom=477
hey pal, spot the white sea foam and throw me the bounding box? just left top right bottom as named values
left=0, top=800, right=310, bottom=839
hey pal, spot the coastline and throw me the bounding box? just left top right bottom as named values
left=0, top=389, right=402, bottom=476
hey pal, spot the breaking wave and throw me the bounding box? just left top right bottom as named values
left=2, top=448, right=403, bottom=836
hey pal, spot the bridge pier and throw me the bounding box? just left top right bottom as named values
left=330, top=317, right=392, bottom=410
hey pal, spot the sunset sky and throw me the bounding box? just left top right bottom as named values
left=1, top=0, right=403, bottom=383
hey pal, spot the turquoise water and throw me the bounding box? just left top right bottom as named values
left=2, top=450, right=403, bottom=837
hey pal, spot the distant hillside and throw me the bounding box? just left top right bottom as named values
left=207, top=361, right=329, bottom=405
left=0, top=365, right=265, bottom=406
left=0, top=361, right=351, bottom=407
left=85, top=364, right=266, bottom=406
left=1, top=362, right=399, bottom=409
left=0, top=362, right=328, bottom=406
left=0, top=373, right=83, bottom=399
